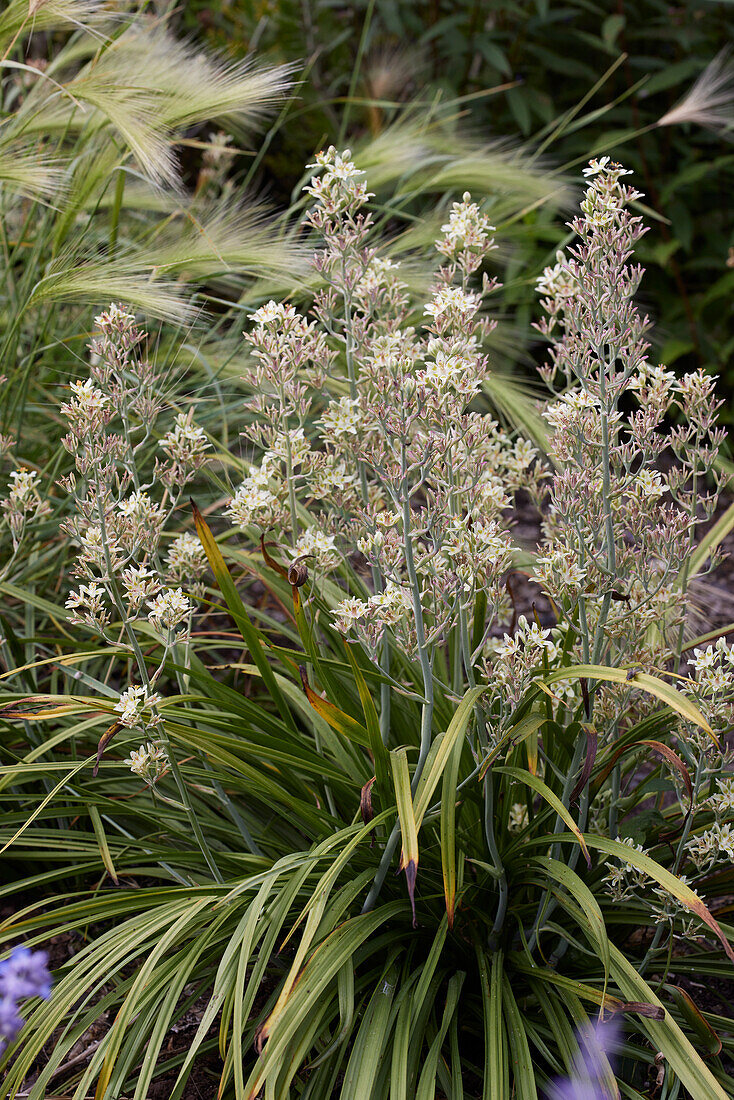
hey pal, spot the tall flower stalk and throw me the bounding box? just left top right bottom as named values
left=59, top=305, right=221, bottom=879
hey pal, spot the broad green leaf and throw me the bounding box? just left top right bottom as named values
left=489, top=950, right=507, bottom=1099
left=511, top=962, right=623, bottom=1011
left=408, top=917, right=448, bottom=1044
left=0, top=648, right=122, bottom=682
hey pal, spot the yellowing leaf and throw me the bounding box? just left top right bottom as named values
left=539, top=664, right=713, bottom=740
left=392, top=748, right=419, bottom=927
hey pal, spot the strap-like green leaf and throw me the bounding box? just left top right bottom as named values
left=340, top=960, right=399, bottom=1098
left=538, top=663, right=712, bottom=738
left=414, top=684, right=486, bottom=827
left=343, top=637, right=391, bottom=793
left=527, top=856, right=609, bottom=991
left=553, top=831, right=734, bottom=964
left=502, top=975, right=538, bottom=1100
left=441, top=723, right=465, bottom=928
left=496, top=765, right=590, bottom=865
left=609, top=944, right=730, bottom=1099
left=192, top=501, right=295, bottom=730
left=392, top=748, right=419, bottom=925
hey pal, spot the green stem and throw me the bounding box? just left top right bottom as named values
left=639, top=754, right=704, bottom=976
left=93, top=489, right=223, bottom=883
left=674, top=463, right=699, bottom=671
left=485, top=775, right=508, bottom=945
left=401, top=487, right=434, bottom=793
left=608, top=720, right=621, bottom=841
left=591, top=348, right=617, bottom=666
left=361, top=819, right=401, bottom=914
left=341, top=256, right=392, bottom=743
left=527, top=732, right=586, bottom=954
left=278, top=386, right=299, bottom=547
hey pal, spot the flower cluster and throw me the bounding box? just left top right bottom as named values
left=526, top=160, right=734, bottom=943
left=58, top=306, right=212, bottom=762
left=165, top=531, right=207, bottom=595
left=486, top=618, right=578, bottom=712
left=435, top=191, right=495, bottom=278
left=124, top=741, right=168, bottom=786
left=534, top=159, right=727, bottom=682
left=158, top=414, right=211, bottom=491
left=682, top=775, right=734, bottom=877
left=1, top=466, right=50, bottom=554
left=114, top=684, right=162, bottom=730
left=221, top=152, right=732, bottom=958
left=603, top=836, right=650, bottom=902
left=60, top=307, right=210, bottom=628
left=304, top=147, right=373, bottom=216
left=147, top=587, right=193, bottom=635
left=226, top=146, right=538, bottom=665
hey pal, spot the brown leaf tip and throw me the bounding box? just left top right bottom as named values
left=288, top=559, right=309, bottom=587
left=360, top=776, right=376, bottom=826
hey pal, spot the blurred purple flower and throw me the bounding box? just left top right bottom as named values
left=0, top=997, right=24, bottom=1045
left=0, top=947, right=52, bottom=1055
left=547, top=1017, right=622, bottom=1100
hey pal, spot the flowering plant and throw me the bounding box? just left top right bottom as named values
left=3, top=151, right=734, bottom=1098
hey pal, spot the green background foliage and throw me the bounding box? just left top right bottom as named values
left=179, top=0, right=734, bottom=392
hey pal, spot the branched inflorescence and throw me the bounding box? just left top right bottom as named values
left=228, top=150, right=540, bottom=678
left=59, top=305, right=210, bottom=773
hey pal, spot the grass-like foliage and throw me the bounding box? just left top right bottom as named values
left=0, top=0, right=301, bottom=450
left=2, top=143, right=734, bottom=1097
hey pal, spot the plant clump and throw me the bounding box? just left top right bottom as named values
left=2, top=148, right=734, bottom=1099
